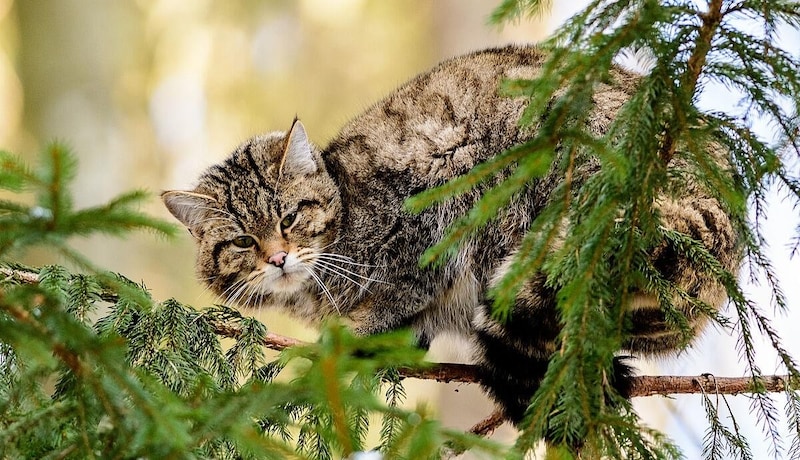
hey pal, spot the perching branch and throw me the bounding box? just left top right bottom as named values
left=2, top=266, right=795, bottom=399
left=225, top=321, right=795, bottom=397
left=233, top=322, right=797, bottom=439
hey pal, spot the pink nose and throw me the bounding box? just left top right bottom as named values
left=268, top=251, right=288, bottom=268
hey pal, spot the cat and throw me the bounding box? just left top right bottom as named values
left=162, top=45, right=740, bottom=423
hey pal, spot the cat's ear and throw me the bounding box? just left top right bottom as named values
left=161, top=190, right=217, bottom=230
left=279, top=119, right=317, bottom=178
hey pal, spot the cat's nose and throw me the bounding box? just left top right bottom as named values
left=267, top=251, right=288, bottom=268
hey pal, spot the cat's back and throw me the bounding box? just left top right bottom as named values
left=323, top=46, right=546, bottom=192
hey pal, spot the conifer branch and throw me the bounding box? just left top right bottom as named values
left=0, top=294, right=84, bottom=376
left=2, top=266, right=796, bottom=400
left=246, top=326, right=796, bottom=397
left=658, top=0, right=724, bottom=165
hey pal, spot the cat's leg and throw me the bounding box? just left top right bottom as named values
left=471, top=270, right=561, bottom=423
left=472, top=189, right=739, bottom=423
left=625, top=193, right=740, bottom=355
left=472, top=268, right=636, bottom=424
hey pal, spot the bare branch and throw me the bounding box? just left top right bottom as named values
left=629, top=373, right=792, bottom=397
left=469, top=409, right=506, bottom=437
left=0, top=267, right=40, bottom=284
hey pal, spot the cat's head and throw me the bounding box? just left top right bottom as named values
left=162, top=120, right=341, bottom=308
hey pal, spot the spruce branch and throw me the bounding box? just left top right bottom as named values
left=658, top=0, right=724, bottom=165
left=2, top=265, right=796, bottom=400
left=241, top=327, right=798, bottom=398
left=0, top=294, right=84, bottom=376
left=0, top=143, right=177, bottom=261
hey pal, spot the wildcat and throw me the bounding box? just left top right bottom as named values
left=162, top=45, right=740, bottom=423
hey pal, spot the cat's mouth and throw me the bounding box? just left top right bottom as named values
left=219, top=262, right=312, bottom=307
left=269, top=269, right=308, bottom=292
left=260, top=255, right=314, bottom=295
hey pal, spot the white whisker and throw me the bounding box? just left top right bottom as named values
left=313, top=262, right=371, bottom=293
left=216, top=282, right=238, bottom=304
left=313, top=259, right=390, bottom=285
left=224, top=284, right=245, bottom=307
left=218, top=276, right=244, bottom=299
left=244, top=280, right=261, bottom=309
left=255, top=286, right=267, bottom=310
left=197, top=217, right=236, bottom=225
left=198, top=217, right=239, bottom=230
left=232, top=282, right=257, bottom=307
left=193, top=276, right=222, bottom=303
left=224, top=278, right=251, bottom=307
left=303, top=266, right=340, bottom=314
left=317, top=238, right=342, bottom=252
left=246, top=270, right=265, bottom=282
left=315, top=253, right=384, bottom=268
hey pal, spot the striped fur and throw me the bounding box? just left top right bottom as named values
left=163, top=46, right=740, bottom=422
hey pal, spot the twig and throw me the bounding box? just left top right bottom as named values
left=469, top=409, right=507, bottom=437
left=0, top=266, right=40, bottom=284
left=658, top=0, right=724, bottom=165
left=628, top=373, right=791, bottom=397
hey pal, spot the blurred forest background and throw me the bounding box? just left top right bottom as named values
left=1, top=0, right=798, bottom=456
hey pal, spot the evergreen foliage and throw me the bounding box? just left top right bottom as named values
left=0, top=144, right=176, bottom=263
left=1, top=0, right=800, bottom=459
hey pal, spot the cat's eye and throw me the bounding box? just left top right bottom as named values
left=280, top=212, right=297, bottom=230
left=231, top=235, right=257, bottom=248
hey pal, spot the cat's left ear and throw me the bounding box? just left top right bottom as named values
left=161, top=190, right=217, bottom=232
left=279, top=119, right=317, bottom=178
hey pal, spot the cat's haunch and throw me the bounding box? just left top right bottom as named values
left=163, top=45, right=740, bottom=424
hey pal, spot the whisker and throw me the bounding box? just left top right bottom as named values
left=223, top=283, right=245, bottom=307
left=313, top=259, right=390, bottom=285
left=313, top=259, right=371, bottom=283
left=216, top=281, right=238, bottom=304
left=199, top=224, right=240, bottom=234
left=198, top=217, right=239, bottom=230
left=244, top=280, right=262, bottom=309
left=193, top=277, right=222, bottom=304
left=317, top=238, right=342, bottom=252
left=218, top=276, right=244, bottom=299
left=313, top=263, right=371, bottom=293
left=303, top=267, right=340, bottom=314
left=224, top=278, right=251, bottom=307
left=255, top=286, right=268, bottom=311
left=246, top=270, right=265, bottom=282
left=192, top=205, right=239, bottom=221
left=230, top=281, right=256, bottom=308
left=314, top=253, right=384, bottom=268
left=196, top=217, right=236, bottom=225
left=313, top=251, right=354, bottom=262
left=188, top=205, right=244, bottom=232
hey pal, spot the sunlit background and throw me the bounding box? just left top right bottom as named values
left=2, top=0, right=798, bottom=456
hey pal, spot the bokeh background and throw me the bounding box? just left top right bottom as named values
left=2, top=0, right=798, bottom=456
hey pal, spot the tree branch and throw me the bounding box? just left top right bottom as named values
left=236, top=323, right=795, bottom=396
left=658, top=0, right=725, bottom=165
left=468, top=409, right=506, bottom=437
left=3, top=266, right=796, bottom=401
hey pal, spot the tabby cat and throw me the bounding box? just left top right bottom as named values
left=162, top=45, right=740, bottom=422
